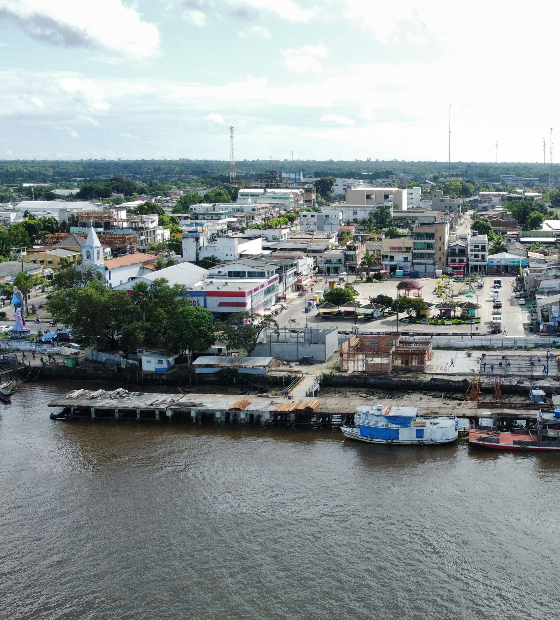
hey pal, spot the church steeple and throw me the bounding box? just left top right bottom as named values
left=82, top=221, right=104, bottom=267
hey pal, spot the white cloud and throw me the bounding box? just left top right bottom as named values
left=29, top=96, right=44, bottom=108
left=184, top=10, right=207, bottom=25
left=238, top=25, right=270, bottom=38
left=321, top=113, right=354, bottom=126
left=282, top=44, right=328, bottom=74
left=228, top=0, right=317, bottom=23
left=77, top=115, right=101, bottom=127
left=0, top=0, right=160, bottom=59
left=205, top=112, right=225, bottom=124
left=59, top=77, right=109, bottom=111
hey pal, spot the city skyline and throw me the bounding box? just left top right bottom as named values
left=0, top=0, right=558, bottom=162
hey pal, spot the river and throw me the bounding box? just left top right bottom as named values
left=1, top=382, right=559, bottom=619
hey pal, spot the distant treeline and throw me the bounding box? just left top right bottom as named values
left=0, top=159, right=553, bottom=184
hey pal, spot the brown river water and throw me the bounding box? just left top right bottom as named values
left=1, top=381, right=560, bottom=619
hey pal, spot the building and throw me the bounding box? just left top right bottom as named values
left=468, top=234, right=488, bottom=275
left=182, top=232, right=263, bottom=263
left=81, top=226, right=155, bottom=288
left=244, top=228, right=289, bottom=242
left=343, top=240, right=365, bottom=275
left=24, top=248, right=82, bottom=268
left=345, top=187, right=407, bottom=209
left=406, top=187, right=422, bottom=209
left=251, top=327, right=339, bottom=362
left=381, top=236, right=413, bottom=274
left=186, top=276, right=279, bottom=317
left=431, top=190, right=463, bottom=213
left=333, top=178, right=363, bottom=195
left=446, top=239, right=468, bottom=276
left=411, top=222, right=449, bottom=275
left=113, top=261, right=208, bottom=292
left=142, top=353, right=176, bottom=373
left=15, top=200, right=99, bottom=221
left=299, top=211, right=342, bottom=233
left=317, top=249, right=345, bottom=275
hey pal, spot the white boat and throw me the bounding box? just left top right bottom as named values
left=341, top=404, right=458, bottom=445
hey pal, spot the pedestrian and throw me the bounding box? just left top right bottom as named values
left=40, top=356, right=44, bottom=365
left=22, top=352, right=26, bottom=360
left=483, top=362, right=487, bottom=371
left=32, top=351, right=35, bottom=359
left=450, top=358, right=454, bottom=366
left=491, top=363, right=494, bottom=372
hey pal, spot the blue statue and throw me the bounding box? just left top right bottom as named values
left=12, top=286, right=25, bottom=329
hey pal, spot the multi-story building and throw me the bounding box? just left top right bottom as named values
left=411, top=222, right=449, bottom=275
left=299, top=211, right=342, bottom=233
left=406, top=187, right=422, bottom=209
left=447, top=239, right=468, bottom=276
left=381, top=236, right=413, bottom=274
left=317, top=249, right=345, bottom=275
left=431, top=190, right=463, bottom=214
left=182, top=232, right=263, bottom=263
left=343, top=240, right=365, bottom=275
left=468, top=234, right=488, bottom=275
left=345, top=187, right=407, bottom=209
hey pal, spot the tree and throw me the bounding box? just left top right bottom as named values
left=359, top=251, right=378, bottom=275
left=314, top=177, right=336, bottom=202
left=525, top=211, right=545, bottom=230
left=166, top=305, right=215, bottom=361
left=51, top=264, right=102, bottom=291
left=528, top=242, right=545, bottom=252
left=198, top=256, right=221, bottom=269
left=471, top=218, right=493, bottom=237
left=385, top=226, right=401, bottom=238
left=128, top=201, right=165, bottom=216
left=215, top=312, right=277, bottom=356
left=439, top=179, right=475, bottom=198
left=202, top=187, right=232, bottom=203
left=490, top=237, right=508, bottom=254
left=172, top=191, right=202, bottom=213
left=373, top=205, right=392, bottom=229
left=370, top=294, right=393, bottom=311
left=323, top=287, right=355, bottom=306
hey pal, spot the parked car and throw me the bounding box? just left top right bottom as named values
left=519, top=298, right=526, bottom=305
left=493, top=300, right=502, bottom=308
left=0, top=325, right=11, bottom=333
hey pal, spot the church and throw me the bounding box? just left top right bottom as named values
left=82, top=225, right=156, bottom=288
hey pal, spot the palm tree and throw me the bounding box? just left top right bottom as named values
left=360, top=252, right=376, bottom=276
left=490, top=237, right=508, bottom=255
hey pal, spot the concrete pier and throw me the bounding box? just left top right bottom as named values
left=48, top=387, right=542, bottom=427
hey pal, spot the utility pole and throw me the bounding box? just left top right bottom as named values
left=544, top=137, right=547, bottom=178
left=229, top=126, right=236, bottom=184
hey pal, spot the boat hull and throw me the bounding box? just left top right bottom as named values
left=468, top=430, right=560, bottom=451
left=341, top=426, right=457, bottom=445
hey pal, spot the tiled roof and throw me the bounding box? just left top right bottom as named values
left=104, top=252, right=155, bottom=269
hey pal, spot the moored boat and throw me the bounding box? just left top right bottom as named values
left=469, top=409, right=560, bottom=451
left=341, top=403, right=458, bottom=445
left=0, top=381, right=16, bottom=403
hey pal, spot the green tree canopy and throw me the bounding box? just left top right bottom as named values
left=202, top=187, right=232, bottom=203
left=197, top=256, right=221, bottom=269
left=172, top=191, right=202, bottom=213
left=373, top=205, right=392, bottom=229
left=323, top=286, right=355, bottom=306
left=370, top=294, right=393, bottom=309
left=525, top=211, right=545, bottom=230
left=314, top=177, right=336, bottom=201
left=215, top=312, right=277, bottom=356
left=166, top=305, right=215, bottom=357
left=471, top=218, right=493, bottom=237
left=490, top=237, right=508, bottom=254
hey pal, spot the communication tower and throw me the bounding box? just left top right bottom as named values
left=229, top=125, right=236, bottom=183
left=550, top=128, right=554, bottom=188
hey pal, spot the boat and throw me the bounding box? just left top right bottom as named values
left=0, top=381, right=16, bottom=403
left=469, top=409, right=560, bottom=451
left=341, top=403, right=458, bottom=445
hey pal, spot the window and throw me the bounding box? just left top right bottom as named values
left=158, top=359, right=164, bottom=365
left=47, top=259, right=53, bottom=264
left=389, top=256, right=394, bottom=261
left=86, top=250, right=91, bottom=260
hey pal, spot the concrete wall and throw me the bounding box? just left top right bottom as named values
left=252, top=328, right=338, bottom=362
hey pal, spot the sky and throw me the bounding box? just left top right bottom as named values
left=0, top=0, right=559, bottom=163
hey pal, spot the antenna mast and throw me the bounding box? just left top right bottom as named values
left=448, top=104, right=451, bottom=176
left=229, top=125, right=236, bottom=183
left=495, top=141, right=498, bottom=164
left=550, top=128, right=554, bottom=189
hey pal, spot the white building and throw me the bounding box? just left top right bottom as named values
left=15, top=200, right=99, bottom=221
left=468, top=234, right=488, bottom=275
left=406, top=187, right=422, bottom=209
left=333, top=178, right=363, bottom=195
left=244, top=228, right=289, bottom=242
left=345, top=187, right=407, bottom=209
left=321, top=205, right=390, bottom=223
left=182, top=232, right=263, bottom=263
left=113, top=261, right=208, bottom=292
left=381, top=236, right=413, bottom=273
left=299, top=211, right=342, bottom=232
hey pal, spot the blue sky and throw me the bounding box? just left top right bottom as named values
left=0, top=0, right=558, bottom=163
